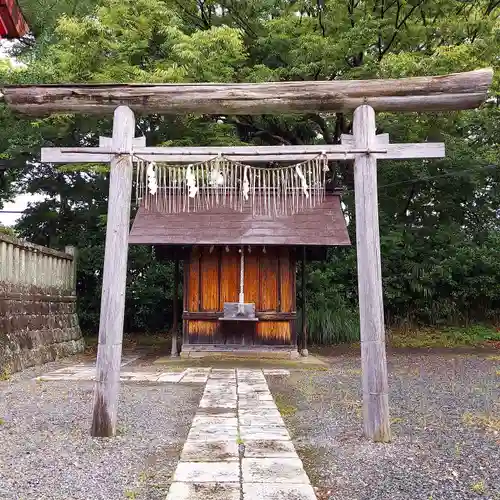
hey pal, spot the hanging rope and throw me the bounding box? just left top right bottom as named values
left=134, top=153, right=329, bottom=217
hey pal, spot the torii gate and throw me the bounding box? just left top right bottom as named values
left=44, top=105, right=443, bottom=443
left=2, top=68, right=492, bottom=441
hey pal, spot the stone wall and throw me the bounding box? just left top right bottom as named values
left=0, top=234, right=84, bottom=374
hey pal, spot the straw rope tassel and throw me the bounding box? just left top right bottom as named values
left=135, top=153, right=328, bottom=216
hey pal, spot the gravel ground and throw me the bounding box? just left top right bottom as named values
left=268, top=351, right=500, bottom=500
left=0, top=360, right=202, bottom=500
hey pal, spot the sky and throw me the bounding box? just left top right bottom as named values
left=0, top=193, right=46, bottom=226
left=0, top=40, right=38, bottom=227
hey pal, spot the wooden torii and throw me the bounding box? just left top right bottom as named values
left=1, top=68, right=493, bottom=441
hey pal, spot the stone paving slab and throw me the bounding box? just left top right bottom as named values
left=242, top=457, right=309, bottom=484
left=238, top=407, right=282, bottom=417
left=210, top=369, right=236, bottom=378
left=203, top=385, right=237, bottom=391
left=173, top=462, right=240, bottom=482
left=239, top=393, right=274, bottom=402
left=35, top=365, right=291, bottom=384
left=238, top=399, right=277, bottom=409
left=180, top=440, right=240, bottom=462
left=199, top=399, right=237, bottom=409
left=157, top=372, right=185, bottom=383
left=192, top=416, right=238, bottom=427
left=37, top=374, right=88, bottom=381
left=239, top=414, right=285, bottom=427
left=262, top=369, right=291, bottom=376
left=240, top=426, right=291, bottom=441
left=181, top=375, right=210, bottom=383
left=203, top=389, right=237, bottom=397
left=195, top=409, right=237, bottom=418
left=238, top=382, right=269, bottom=391
left=243, top=439, right=298, bottom=458
left=243, top=483, right=317, bottom=499
left=187, top=425, right=239, bottom=442
left=185, top=368, right=213, bottom=375
left=200, top=394, right=238, bottom=402
left=120, top=371, right=160, bottom=382
left=238, top=376, right=267, bottom=383
left=166, top=482, right=241, bottom=500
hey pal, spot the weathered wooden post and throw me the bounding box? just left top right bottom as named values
left=91, top=106, right=136, bottom=437
left=301, top=246, right=308, bottom=356
left=171, top=257, right=180, bottom=357
left=353, top=105, right=391, bottom=442
left=64, top=245, right=77, bottom=294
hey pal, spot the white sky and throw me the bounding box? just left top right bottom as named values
left=0, top=193, right=46, bottom=226
left=0, top=41, right=35, bottom=227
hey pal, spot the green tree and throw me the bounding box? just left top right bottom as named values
left=0, top=0, right=498, bottom=340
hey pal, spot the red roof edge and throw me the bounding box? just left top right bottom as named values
left=0, top=0, right=29, bottom=39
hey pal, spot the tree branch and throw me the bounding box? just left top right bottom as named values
left=485, top=0, right=500, bottom=15
left=174, top=1, right=206, bottom=29
left=317, top=0, right=326, bottom=36
left=400, top=183, right=416, bottom=218
left=225, top=117, right=293, bottom=145
left=379, top=0, right=425, bottom=59
left=306, top=113, right=334, bottom=144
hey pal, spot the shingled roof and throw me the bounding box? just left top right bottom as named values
left=129, top=194, right=350, bottom=247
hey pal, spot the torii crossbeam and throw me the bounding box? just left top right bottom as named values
left=41, top=104, right=445, bottom=441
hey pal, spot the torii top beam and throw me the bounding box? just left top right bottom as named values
left=1, top=68, right=493, bottom=116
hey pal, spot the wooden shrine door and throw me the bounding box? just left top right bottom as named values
left=183, top=246, right=296, bottom=346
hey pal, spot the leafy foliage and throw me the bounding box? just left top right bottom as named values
left=1, top=0, right=499, bottom=342
left=0, top=225, right=16, bottom=236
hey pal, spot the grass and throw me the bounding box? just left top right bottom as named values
left=153, top=356, right=327, bottom=370
left=274, top=392, right=297, bottom=417
left=305, top=302, right=360, bottom=345
left=82, top=322, right=500, bottom=359
left=0, top=369, right=11, bottom=381
left=236, top=430, right=244, bottom=445
left=389, top=325, right=500, bottom=349
left=470, top=480, right=486, bottom=495
left=462, top=411, right=500, bottom=433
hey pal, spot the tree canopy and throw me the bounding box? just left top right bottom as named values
left=1, top=0, right=499, bottom=340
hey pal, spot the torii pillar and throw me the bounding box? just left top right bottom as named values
left=350, top=106, right=390, bottom=441
left=343, top=105, right=445, bottom=442
left=91, top=106, right=140, bottom=437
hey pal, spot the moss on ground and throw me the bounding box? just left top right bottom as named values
left=462, top=411, right=500, bottom=433
left=152, top=356, right=328, bottom=371
left=274, top=392, right=297, bottom=417
left=388, top=325, right=500, bottom=349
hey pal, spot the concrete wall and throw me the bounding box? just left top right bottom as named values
left=0, top=233, right=84, bottom=373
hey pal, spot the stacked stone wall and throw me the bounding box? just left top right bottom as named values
left=0, top=234, right=84, bottom=373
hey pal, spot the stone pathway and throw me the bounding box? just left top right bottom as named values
left=36, top=365, right=290, bottom=384
left=167, top=368, right=316, bottom=500
left=35, top=364, right=311, bottom=497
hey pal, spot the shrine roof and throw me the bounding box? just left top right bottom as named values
left=129, top=194, right=350, bottom=247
